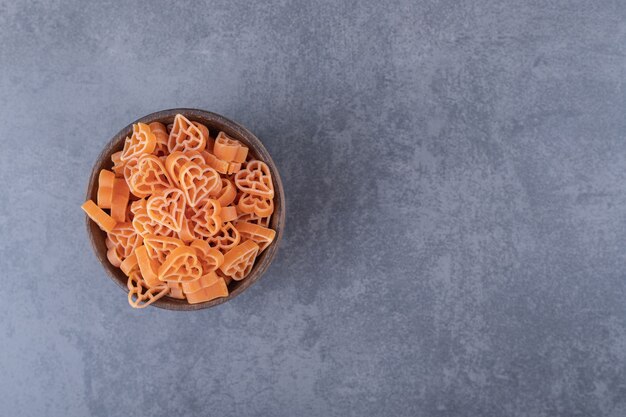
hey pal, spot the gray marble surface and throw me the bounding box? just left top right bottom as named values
left=2, top=0, right=626, bottom=416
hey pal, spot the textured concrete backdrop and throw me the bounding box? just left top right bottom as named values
left=1, top=0, right=626, bottom=416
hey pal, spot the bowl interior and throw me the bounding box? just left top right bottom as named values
left=86, top=109, right=285, bottom=310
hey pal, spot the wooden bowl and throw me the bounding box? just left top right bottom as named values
left=85, top=109, right=285, bottom=310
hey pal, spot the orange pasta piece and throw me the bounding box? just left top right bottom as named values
left=122, top=157, right=139, bottom=186
left=143, top=234, right=184, bottom=264
left=178, top=216, right=195, bottom=243
left=216, top=178, right=236, bottom=206
left=178, top=161, right=221, bottom=207
left=121, top=123, right=157, bottom=162
left=135, top=244, right=161, bottom=287
left=110, top=150, right=123, bottom=173
left=235, top=221, right=276, bottom=252
left=167, top=281, right=186, bottom=299
left=107, top=247, right=123, bottom=267
left=120, top=251, right=139, bottom=276
left=189, top=198, right=222, bottom=238
left=82, top=200, right=117, bottom=233
left=131, top=199, right=177, bottom=238
left=220, top=205, right=238, bottom=223
left=220, top=240, right=259, bottom=281
left=149, top=122, right=169, bottom=157
left=165, top=151, right=205, bottom=187
left=127, top=270, right=169, bottom=308
left=237, top=193, right=274, bottom=217
left=235, top=211, right=271, bottom=227
left=186, top=277, right=229, bottom=304
left=125, top=203, right=134, bottom=222
left=128, top=154, right=172, bottom=198
left=216, top=269, right=233, bottom=286
left=107, top=222, right=143, bottom=261
left=235, top=147, right=248, bottom=164
left=168, top=114, right=206, bottom=153
left=208, top=222, right=240, bottom=253
left=197, top=125, right=214, bottom=153
left=234, top=160, right=274, bottom=199
left=190, top=239, right=224, bottom=274
left=158, top=246, right=203, bottom=283
left=97, top=169, right=115, bottom=209
left=214, top=131, right=248, bottom=163
left=111, top=178, right=130, bottom=223
left=193, top=122, right=212, bottom=149
left=227, top=162, right=242, bottom=174
left=146, top=188, right=186, bottom=232
left=181, top=271, right=220, bottom=294
left=111, top=151, right=126, bottom=177
left=202, top=151, right=230, bottom=174
left=213, top=132, right=238, bottom=161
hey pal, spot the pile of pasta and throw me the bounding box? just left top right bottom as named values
left=82, top=114, right=276, bottom=308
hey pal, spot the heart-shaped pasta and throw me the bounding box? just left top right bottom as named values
left=207, top=222, right=241, bottom=253
left=235, top=211, right=271, bottom=227
left=130, top=155, right=173, bottom=198
left=193, top=122, right=212, bottom=150
left=131, top=199, right=177, bottom=237
left=219, top=240, right=259, bottom=281
left=165, top=151, right=206, bottom=187
left=149, top=122, right=169, bottom=157
left=146, top=188, right=186, bottom=232
left=134, top=245, right=161, bottom=287
left=190, top=198, right=222, bottom=238
left=234, top=160, right=274, bottom=199
left=107, top=222, right=143, bottom=261
left=178, top=161, right=221, bottom=207
left=181, top=271, right=221, bottom=295
left=123, top=156, right=139, bottom=186
left=143, top=234, right=184, bottom=264
left=215, top=178, right=237, bottom=206
left=237, top=193, right=274, bottom=218
left=190, top=239, right=224, bottom=275
left=185, top=278, right=229, bottom=304
left=234, top=221, right=276, bottom=253
left=121, top=123, right=157, bottom=162
left=213, top=131, right=248, bottom=163
left=168, top=114, right=206, bottom=153
left=127, top=270, right=169, bottom=308
left=158, top=246, right=203, bottom=283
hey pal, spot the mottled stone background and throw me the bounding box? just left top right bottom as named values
left=1, top=0, right=626, bottom=416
